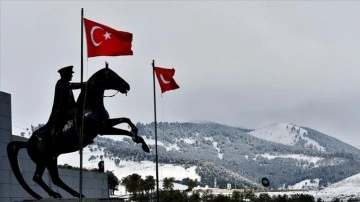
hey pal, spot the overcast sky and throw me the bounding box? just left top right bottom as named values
left=1, top=1, right=359, bottom=148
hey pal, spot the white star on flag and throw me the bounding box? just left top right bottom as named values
left=104, top=32, right=111, bottom=40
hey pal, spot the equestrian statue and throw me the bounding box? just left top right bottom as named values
left=7, top=63, right=150, bottom=199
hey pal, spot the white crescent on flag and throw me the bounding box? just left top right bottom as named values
left=90, top=26, right=104, bottom=47
left=160, top=74, right=170, bottom=84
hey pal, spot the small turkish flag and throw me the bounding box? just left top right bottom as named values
left=154, top=67, right=180, bottom=94
left=84, top=18, right=133, bottom=58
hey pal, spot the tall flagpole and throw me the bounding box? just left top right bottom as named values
left=152, top=60, right=160, bottom=202
left=79, top=8, right=84, bottom=201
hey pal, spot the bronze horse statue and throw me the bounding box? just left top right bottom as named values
left=7, top=66, right=150, bottom=199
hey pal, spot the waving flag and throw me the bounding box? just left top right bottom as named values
left=154, top=67, right=180, bottom=93
left=84, top=18, right=133, bottom=57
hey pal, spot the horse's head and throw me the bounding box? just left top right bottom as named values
left=88, top=66, right=130, bottom=94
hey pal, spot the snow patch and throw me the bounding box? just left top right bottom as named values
left=204, top=137, right=222, bottom=159
left=259, top=153, right=323, bottom=168
left=182, top=137, right=196, bottom=144
left=289, top=179, right=320, bottom=190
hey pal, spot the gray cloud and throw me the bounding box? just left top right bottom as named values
left=1, top=1, right=359, bottom=148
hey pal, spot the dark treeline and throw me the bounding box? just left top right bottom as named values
left=120, top=173, right=359, bottom=202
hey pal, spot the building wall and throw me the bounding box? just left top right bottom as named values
left=0, top=91, right=109, bottom=202
left=0, top=92, right=13, bottom=201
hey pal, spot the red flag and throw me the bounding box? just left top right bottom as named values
left=154, top=67, right=180, bottom=93
left=84, top=18, right=133, bottom=57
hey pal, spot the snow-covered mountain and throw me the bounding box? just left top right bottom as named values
left=247, top=123, right=360, bottom=155
left=10, top=121, right=360, bottom=200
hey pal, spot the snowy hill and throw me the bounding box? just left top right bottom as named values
left=315, top=173, right=360, bottom=201
left=248, top=123, right=325, bottom=151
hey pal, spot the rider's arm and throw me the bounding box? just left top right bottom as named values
left=68, top=82, right=87, bottom=89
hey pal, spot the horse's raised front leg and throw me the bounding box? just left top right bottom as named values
left=103, top=118, right=138, bottom=135
left=33, top=164, right=62, bottom=198
left=100, top=126, right=150, bottom=153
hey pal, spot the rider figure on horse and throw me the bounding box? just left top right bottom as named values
left=48, top=65, right=86, bottom=136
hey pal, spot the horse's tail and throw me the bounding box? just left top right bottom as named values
left=7, top=141, right=42, bottom=199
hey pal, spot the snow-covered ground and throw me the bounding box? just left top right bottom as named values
left=57, top=146, right=201, bottom=195
left=288, top=178, right=320, bottom=190
left=315, top=173, right=360, bottom=201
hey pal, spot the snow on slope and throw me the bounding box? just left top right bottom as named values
left=248, top=123, right=325, bottom=151
left=259, top=173, right=360, bottom=201
left=288, top=178, right=320, bottom=190
left=315, top=173, right=360, bottom=201
left=137, top=134, right=223, bottom=159
left=258, top=153, right=324, bottom=168
left=204, top=137, right=223, bottom=159
left=57, top=145, right=201, bottom=194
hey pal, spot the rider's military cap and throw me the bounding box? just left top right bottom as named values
left=58, top=66, right=74, bottom=75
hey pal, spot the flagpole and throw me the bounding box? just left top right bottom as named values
left=79, top=7, right=84, bottom=201
left=152, top=60, right=160, bottom=202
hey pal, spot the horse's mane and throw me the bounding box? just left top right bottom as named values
left=76, top=67, right=107, bottom=106
left=76, top=67, right=118, bottom=106
left=88, top=67, right=108, bottom=81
